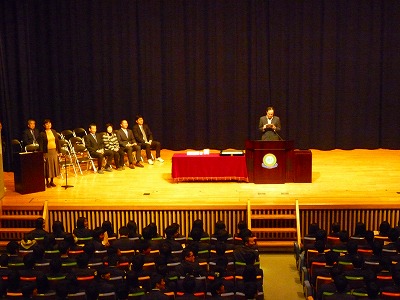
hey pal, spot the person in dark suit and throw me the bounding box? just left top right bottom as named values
left=22, top=119, right=40, bottom=146
left=84, top=123, right=113, bottom=174
left=258, top=106, right=282, bottom=141
left=116, top=119, right=144, bottom=169
left=132, top=114, right=164, bottom=165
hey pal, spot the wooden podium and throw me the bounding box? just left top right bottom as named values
left=245, top=140, right=312, bottom=184
left=14, top=151, right=45, bottom=194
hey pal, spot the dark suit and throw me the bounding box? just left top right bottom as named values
left=84, top=133, right=112, bottom=169
left=116, top=128, right=141, bottom=164
left=22, top=128, right=39, bottom=146
left=132, top=124, right=161, bottom=159
left=258, top=115, right=282, bottom=141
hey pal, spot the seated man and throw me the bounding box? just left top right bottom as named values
left=116, top=119, right=144, bottom=169
left=84, top=123, right=113, bottom=174
left=132, top=114, right=164, bottom=165
left=22, top=118, right=40, bottom=146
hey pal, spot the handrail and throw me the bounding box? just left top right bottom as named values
left=247, top=200, right=251, bottom=230
left=295, top=199, right=301, bottom=245
left=42, top=200, right=49, bottom=232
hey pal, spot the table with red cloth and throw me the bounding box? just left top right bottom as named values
left=171, top=153, right=248, bottom=182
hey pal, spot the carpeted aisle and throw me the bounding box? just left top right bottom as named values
left=260, top=253, right=304, bottom=300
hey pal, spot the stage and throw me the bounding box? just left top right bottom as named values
left=1, top=149, right=400, bottom=237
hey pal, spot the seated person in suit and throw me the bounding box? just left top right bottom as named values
left=132, top=114, right=164, bottom=165
left=22, top=118, right=39, bottom=146
left=116, top=119, right=144, bottom=169
left=84, top=123, right=113, bottom=174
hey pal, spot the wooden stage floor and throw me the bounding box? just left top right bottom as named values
left=2, top=149, right=400, bottom=211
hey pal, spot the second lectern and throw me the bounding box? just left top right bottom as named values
left=245, top=140, right=295, bottom=184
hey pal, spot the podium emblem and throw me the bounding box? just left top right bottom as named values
left=262, top=153, right=278, bottom=169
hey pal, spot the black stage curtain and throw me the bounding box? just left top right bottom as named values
left=1, top=0, right=399, bottom=171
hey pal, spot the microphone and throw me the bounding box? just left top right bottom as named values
left=274, top=129, right=283, bottom=141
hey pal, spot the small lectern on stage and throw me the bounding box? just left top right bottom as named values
left=14, top=151, right=45, bottom=194
left=245, top=140, right=312, bottom=184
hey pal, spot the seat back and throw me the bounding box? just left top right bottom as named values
left=73, top=128, right=87, bottom=138
left=381, top=292, right=400, bottom=299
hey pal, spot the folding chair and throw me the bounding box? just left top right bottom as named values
left=59, top=139, right=77, bottom=177
left=70, top=136, right=97, bottom=173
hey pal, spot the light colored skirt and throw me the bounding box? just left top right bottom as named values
left=44, top=148, right=60, bottom=178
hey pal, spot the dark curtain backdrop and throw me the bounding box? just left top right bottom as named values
left=1, top=0, right=400, bottom=170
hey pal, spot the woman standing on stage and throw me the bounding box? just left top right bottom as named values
left=38, top=119, right=61, bottom=188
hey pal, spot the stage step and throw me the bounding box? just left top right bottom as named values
left=250, top=214, right=296, bottom=220
left=251, top=227, right=297, bottom=233
left=257, top=240, right=296, bottom=248
left=0, top=215, right=41, bottom=221
left=248, top=200, right=301, bottom=252
left=0, top=228, right=33, bottom=233
left=0, top=200, right=48, bottom=246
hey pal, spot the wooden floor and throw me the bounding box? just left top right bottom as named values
left=2, top=149, right=400, bottom=211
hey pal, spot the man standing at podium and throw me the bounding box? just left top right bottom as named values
left=259, top=106, right=282, bottom=141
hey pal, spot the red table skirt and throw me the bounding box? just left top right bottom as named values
left=172, top=153, right=248, bottom=182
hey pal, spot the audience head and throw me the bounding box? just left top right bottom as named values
left=325, top=251, right=339, bottom=266
left=0, top=253, right=8, bottom=267
left=379, top=221, right=391, bottom=236
left=23, top=253, right=36, bottom=269
left=338, top=230, right=349, bottom=243
left=182, top=248, right=195, bottom=263
left=119, top=226, right=129, bottom=237
left=125, top=271, right=140, bottom=289
left=83, top=241, right=96, bottom=257
left=366, top=281, right=380, bottom=298
left=126, top=220, right=138, bottom=237
left=35, top=217, right=45, bottom=230
left=215, top=242, right=227, bottom=256
left=50, top=257, right=62, bottom=274
left=36, top=273, right=49, bottom=294
left=365, top=230, right=375, bottom=245
left=159, top=241, right=172, bottom=257
left=388, top=228, right=400, bottom=242
left=151, top=273, right=166, bottom=290
left=244, top=282, right=258, bottom=299
left=6, top=240, right=19, bottom=255
left=354, top=222, right=367, bottom=237
left=76, top=217, right=88, bottom=229
left=333, top=275, right=348, bottom=293
left=76, top=253, right=89, bottom=268
left=379, top=256, right=392, bottom=271
left=101, top=220, right=114, bottom=235
left=372, top=240, right=383, bottom=256
left=330, top=222, right=341, bottom=235
left=346, top=240, right=358, bottom=255
left=148, top=222, right=158, bottom=238
left=93, top=226, right=105, bottom=241
left=351, top=254, right=364, bottom=269
left=308, top=223, right=319, bottom=236
left=215, top=221, right=226, bottom=233
left=210, top=278, right=225, bottom=296
left=165, top=225, right=176, bottom=239
left=314, top=239, right=326, bottom=253
left=315, top=229, right=327, bottom=241
left=182, top=275, right=196, bottom=294
left=192, top=219, right=205, bottom=232
left=190, top=227, right=203, bottom=242
left=243, top=265, right=257, bottom=282
left=52, top=220, right=65, bottom=235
